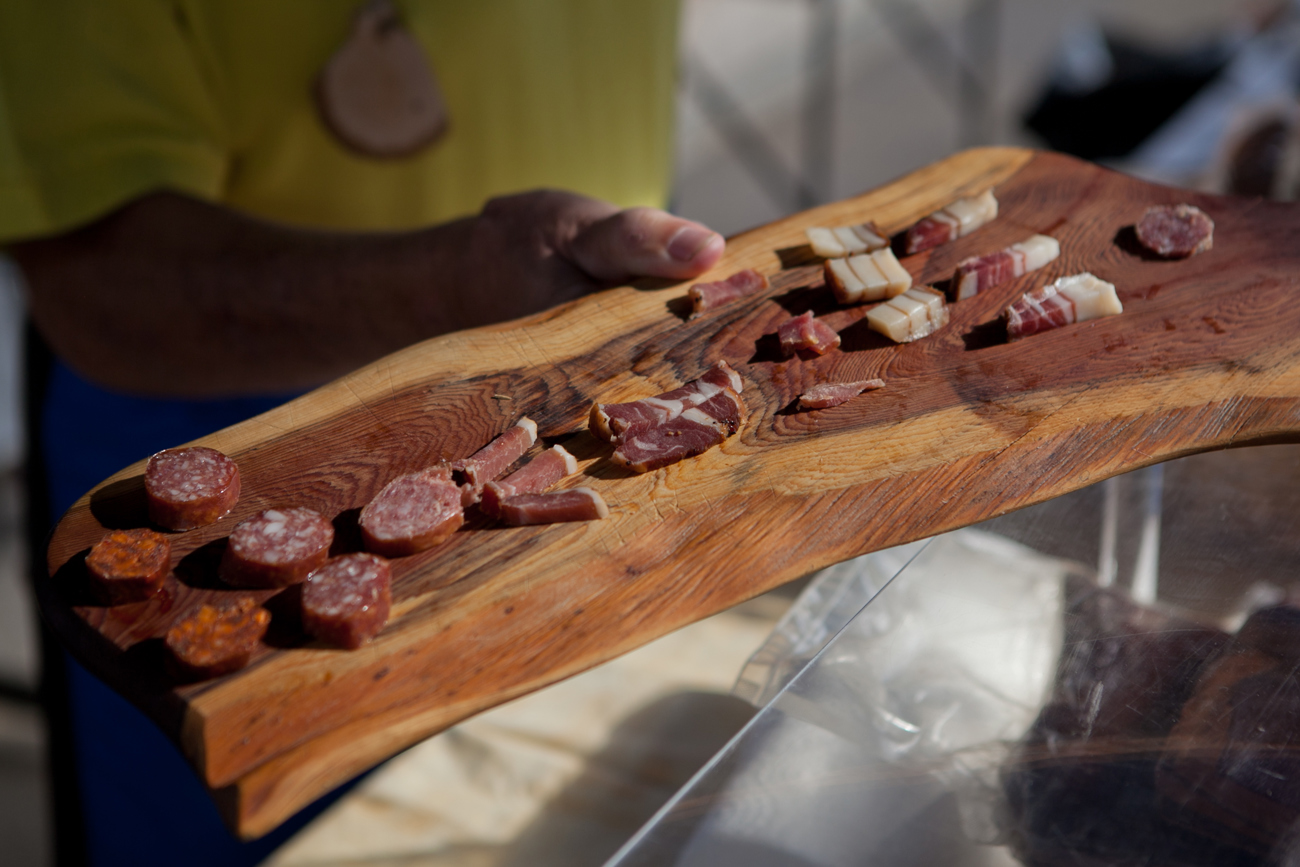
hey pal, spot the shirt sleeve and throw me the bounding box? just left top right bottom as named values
left=0, top=0, right=229, bottom=244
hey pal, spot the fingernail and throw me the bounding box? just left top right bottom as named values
left=667, top=225, right=720, bottom=263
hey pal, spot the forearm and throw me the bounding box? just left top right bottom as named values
left=13, top=193, right=483, bottom=396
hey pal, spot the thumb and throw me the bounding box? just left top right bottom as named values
left=564, top=207, right=725, bottom=283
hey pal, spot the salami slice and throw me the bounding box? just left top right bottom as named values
left=1135, top=204, right=1214, bottom=258
left=219, top=507, right=334, bottom=588
left=85, top=528, right=171, bottom=605
left=302, top=553, right=392, bottom=648
left=165, top=598, right=270, bottom=680
left=145, top=446, right=241, bottom=530
left=359, top=467, right=464, bottom=557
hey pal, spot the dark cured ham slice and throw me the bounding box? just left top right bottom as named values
left=798, top=379, right=886, bottom=410
left=359, top=466, right=464, bottom=557
left=86, top=528, right=171, bottom=605
left=1135, top=204, right=1214, bottom=258
left=590, top=362, right=745, bottom=474
left=165, top=598, right=270, bottom=680
left=302, top=553, right=392, bottom=648
left=688, top=269, right=769, bottom=317
left=778, top=311, right=841, bottom=357
left=481, top=445, right=577, bottom=518
left=220, top=508, right=334, bottom=589
left=498, top=488, right=609, bottom=526
left=452, top=418, right=538, bottom=500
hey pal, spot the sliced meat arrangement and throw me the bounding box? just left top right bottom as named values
left=86, top=528, right=171, bottom=605
left=165, top=598, right=270, bottom=680
left=866, top=287, right=950, bottom=343
left=778, top=311, right=841, bottom=357
left=302, top=553, right=392, bottom=648
left=220, top=507, right=334, bottom=588
left=824, top=247, right=912, bottom=304
left=1005, top=273, right=1122, bottom=340
left=145, top=446, right=241, bottom=530
left=590, top=361, right=745, bottom=473
left=688, top=269, right=769, bottom=317
left=805, top=221, right=889, bottom=258
left=359, top=466, right=464, bottom=557
left=1135, top=204, right=1214, bottom=258
left=903, top=189, right=999, bottom=254
left=798, top=379, right=886, bottom=410
left=452, top=418, right=538, bottom=502
left=481, top=445, right=577, bottom=518
left=951, top=234, right=1060, bottom=300
left=498, top=488, right=609, bottom=526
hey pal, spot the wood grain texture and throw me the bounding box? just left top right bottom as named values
left=40, top=147, right=1300, bottom=837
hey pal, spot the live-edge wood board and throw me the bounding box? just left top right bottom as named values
left=40, top=148, right=1300, bottom=837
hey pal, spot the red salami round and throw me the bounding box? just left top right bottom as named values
left=220, top=507, right=334, bottom=588
left=85, top=528, right=171, bottom=605
left=1135, top=204, right=1214, bottom=259
left=165, top=598, right=270, bottom=680
left=359, top=468, right=464, bottom=557
left=145, top=446, right=241, bottom=530
left=302, top=553, right=392, bottom=648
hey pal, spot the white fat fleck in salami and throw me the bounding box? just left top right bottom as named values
left=220, top=507, right=334, bottom=589
left=145, top=446, right=241, bottom=530
left=360, top=467, right=464, bottom=557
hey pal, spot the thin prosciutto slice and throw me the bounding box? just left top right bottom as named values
left=779, top=311, right=841, bottom=357
left=689, top=269, right=769, bottom=317
left=452, top=417, right=538, bottom=503
left=498, top=487, right=609, bottom=526
left=952, top=234, right=1060, bottom=300
left=590, top=361, right=745, bottom=473
left=903, top=189, right=999, bottom=254
left=1005, top=273, right=1122, bottom=340
left=480, top=444, right=577, bottom=518
left=799, top=379, right=886, bottom=410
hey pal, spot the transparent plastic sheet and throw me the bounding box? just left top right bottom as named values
left=605, top=448, right=1300, bottom=867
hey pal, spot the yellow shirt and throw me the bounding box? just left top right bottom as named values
left=0, top=0, right=679, bottom=242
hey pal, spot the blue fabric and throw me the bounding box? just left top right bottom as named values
left=43, top=360, right=354, bottom=867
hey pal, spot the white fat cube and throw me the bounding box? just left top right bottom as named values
left=807, top=227, right=846, bottom=258
left=943, top=189, right=999, bottom=235
left=847, top=254, right=892, bottom=301
left=867, top=286, right=949, bottom=343
left=1010, top=234, right=1060, bottom=272
left=869, top=248, right=912, bottom=297
left=832, top=226, right=870, bottom=255
left=866, top=302, right=912, bottom=342
left=851, top=223, right=889, bottom=251
left=1054, top=273, right=1122, bottom=321
left=826, top=258, right=867, bottom=303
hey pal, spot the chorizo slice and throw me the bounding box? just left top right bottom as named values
left=145, top=446, right=241, bottom=530
left=302, top=553, right=392, bottom=648
left=85, top=528, right=172, bottom=605
left=219, top=507, right=334, bottom=588
left=359, top=468, right=463, bottom=557
left=165, top=598, right=270, bottom=680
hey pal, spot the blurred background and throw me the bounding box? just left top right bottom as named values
left=2, top=0, right=1298, bottom=864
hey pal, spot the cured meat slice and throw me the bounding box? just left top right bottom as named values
left=145, top=446, right=241, bottom=530
left=1135, top=204, right=1214, bottom=258
left=688, top=269, right=769, bottom=317
left=220, top=507, right=334, bottom=588
left=359, top=466, right=464, bottom=557
left=481, top=445, right=577, bottom=518
left=903, top=189, right=998, bottom=254
left=590, top=361, right=742, bottom=444
left=1005, top=273, right=1122, bottom=340
left=85, top=528, right=171, bottom=605
left=302, top=553, right=392, bottom=648
left=805, top=221, right=888, bottom=258
left=165, top=598, right=270, bottom=680
left=798, top=379, right=886, bottom=410
left=866, top=286, right=950, bottom=343
left=951, top=234, right=1060, bottom=300
left=498, top=488, right=609, bottom=526
left=452, top=418, right=538, bottom=497
left=824, top=247, right=911, bottom=304
left=778, top=311, right=841, bottom=357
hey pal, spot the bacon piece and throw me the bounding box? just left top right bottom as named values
left=824, top=247, right=911, bottom=304
left=590, top=361, right=742, bottom=443
left=220, top=507, right=334, bottom=589
left=302, top=553, right=392, bottom=648
left=86, top=528, right=171, bottom=605
left=1005, top=273, right=1122, bottom=340
left=498, top=488, right=609, bottom=526
left=778, top=311, right=841, bottom=357
left=866, top=286, right=950, bottom=343
left=359, top=466, right=464, bottom=557
left=952, top=234, right=1060, bottom=300
left=145, top=446, right=241, bottom=530
left=798, top=379, right=886, bottom=410
left=688, top=269, right=769, bottom=317
left=165, top=598, right=270, bottom=680
left=805, top=221, right=889, bottom=258
left=452, top=418, right=538, bottom=499
left=481, top=445, right=578, bottom=518
left=1135, top=204, right=1214, bottom=258
left=904, top=189, right=999, bottom=254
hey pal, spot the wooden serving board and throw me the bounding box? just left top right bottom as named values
left=41, top=148, right=1300, bottom=838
